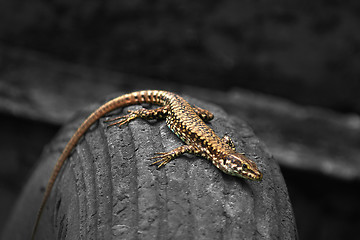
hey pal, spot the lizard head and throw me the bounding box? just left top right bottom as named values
left=223, top=153, right=263, bottom=181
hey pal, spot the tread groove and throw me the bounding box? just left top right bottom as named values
left=69, top=149, right=83, bottom=239
left=153, top=123, right=169, bottom=240
left=78, top=136, right=98, bottom=239
left=84, top=124, right=113, bottom=239
left=99, top=121, right=115, bottom=238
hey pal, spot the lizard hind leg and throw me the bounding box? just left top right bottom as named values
left=105, top=105, right=169, bottom=128
left=104, top=111, right=140, bottom=128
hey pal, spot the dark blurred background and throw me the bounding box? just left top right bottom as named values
left=0, top=1, right=360, bottom=239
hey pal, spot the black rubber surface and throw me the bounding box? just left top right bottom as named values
left=2, top=94, right=297, bottom=240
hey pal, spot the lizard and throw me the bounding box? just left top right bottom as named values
left=31, top=90, right=262, bottom=239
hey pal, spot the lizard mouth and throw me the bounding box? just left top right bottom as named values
left=246, top=170, right=263, bottom=181
left=224, top=153, right=263, bottom=181
left=237, top=167, right=262, bottom=180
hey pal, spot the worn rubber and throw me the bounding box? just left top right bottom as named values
left=2, top=95, right=297, bottom=240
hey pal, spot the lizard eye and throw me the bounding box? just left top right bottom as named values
left=242, top=164, right=248, bottom=169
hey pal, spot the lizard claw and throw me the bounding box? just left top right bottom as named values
left=150, top=152, right=172, bottom=168
left=104, top=111, right=138, bottom=128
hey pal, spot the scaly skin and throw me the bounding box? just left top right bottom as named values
left=31, top=90, right=262, bottom=239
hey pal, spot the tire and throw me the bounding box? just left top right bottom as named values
left=2, top=94, right=297, bottom=240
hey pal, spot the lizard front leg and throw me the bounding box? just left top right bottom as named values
left=191, top=105, right=214, bottom=121
left=222, top=135, right=236, bottom=150
left=150, top=144, right=201, bottom=168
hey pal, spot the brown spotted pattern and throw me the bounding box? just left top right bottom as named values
left=105, top=90, right=262, bottom=181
